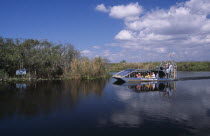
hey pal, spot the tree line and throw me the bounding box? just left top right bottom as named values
left=0, top=37, right=109, bottom=79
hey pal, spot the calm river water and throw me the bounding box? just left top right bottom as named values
left=0, top=72, right=210, bottom=136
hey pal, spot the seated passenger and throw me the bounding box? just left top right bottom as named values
left=136, top=73, right=138, bottom=78
left=151, top=72, right=155, bottom=78
left=156, top=73, right=159, bottom=78
left=145, top=73, right=150, bottom=78
left=137, top=73, right=141, bottom=78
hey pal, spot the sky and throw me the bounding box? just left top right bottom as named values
left=0, top=0, right=210, bottom=62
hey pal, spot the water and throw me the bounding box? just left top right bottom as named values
left=0, top=72, right=210, bottom=136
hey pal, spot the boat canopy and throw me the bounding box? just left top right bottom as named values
left=114, top=69, right=159, bottom=77
left=116, top=69, right=135, bottom=76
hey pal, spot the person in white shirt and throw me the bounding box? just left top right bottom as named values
left=151, top=72, right=155, bottom=78
left=168, top=64, right=173, bottom=78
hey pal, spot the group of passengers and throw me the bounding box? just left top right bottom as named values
left=135, top=72, right=159, bottom=78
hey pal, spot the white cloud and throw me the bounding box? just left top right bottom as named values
left=94, top=0, right=210, bottom=62
left=92, top=46, right=100, bottom=49
left=109, top=3, right=143, bottom=19
left=185, top=0, right=210, bottom=14
left=102, top=50, right=110, bottom=57
left=156, top=47, right=167, bottom=53
left=115, top=30, right=134, bottom=40
left=201, top=21, right=210, bottom=32
left=81, top=50, right=92, bottom=55
left=95, top=4, right=108, bottom=12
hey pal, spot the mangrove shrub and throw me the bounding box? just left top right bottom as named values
left=0, top=37, right=80, bottom=78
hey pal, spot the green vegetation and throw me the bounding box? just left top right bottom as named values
left=108, top=62, right=210, bottom=72
left=177, top=62, right=210, bottom=71
left=0, top=69, right=8, bottom=79
left=0, top=37, right=109, bottom=81
left=108, top=62, right=160, bottom=72
left=64, top=57, right=110, bottom=79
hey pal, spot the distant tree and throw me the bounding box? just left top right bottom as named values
left=120, top=60, right=126, bottom=63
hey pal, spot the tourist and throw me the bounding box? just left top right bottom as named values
left=156, top=73, right=159, bottom=78
left=165, top=63, right=169, bottom=69
left=169, top=64, right=173, bottom=78
left=136, top=73, right=138, bottom=78
left=137, top=73, right=141, bottom=78
left=145, top=73, right=150, bottom=78
left=166, top=68, right=170, bottom=78
left=151, top=72, right=155, bottom=78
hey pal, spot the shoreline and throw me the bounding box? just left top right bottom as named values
left=1, top=71, right=210, bottom=83
left=0, top=76, right=112, bottom=83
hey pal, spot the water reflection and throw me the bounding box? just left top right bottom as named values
left=0, top=79, right=107, bottom=118
left=0, top=76, right=210, bottom=135
left=109, top=79, right=210, bottom=135
left=16, top=83, right=27, bottom=89
left=115, top=81, right=176, bottom=97
left=109, top=81, right=177, bottom=128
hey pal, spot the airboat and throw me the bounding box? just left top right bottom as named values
left=112, top=61, right=177, bottom=83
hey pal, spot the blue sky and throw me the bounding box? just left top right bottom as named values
left=1, top=0, right=210, bottom=62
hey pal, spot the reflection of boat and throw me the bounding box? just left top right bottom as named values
left=129, top=82, right=175, bottom=93
left=112, top=61, right=177, bottom=83
left=114, top=81, right=176, bottom=96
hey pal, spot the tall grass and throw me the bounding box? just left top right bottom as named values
left=66, top=57, right=110, bottom=79
left=177, top=62, right=210, bottom=71
left=108, top=61, right=210, bottom=72
left=108, top=62, right=159, bottom=72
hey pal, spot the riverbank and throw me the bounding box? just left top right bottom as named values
left=0, top=75, right=112, bottom=83
left=0, top=77, right=60, bottom=82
